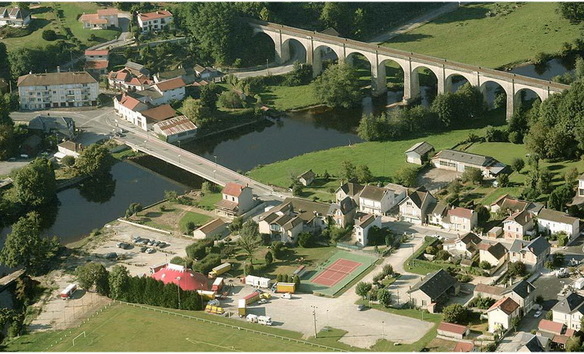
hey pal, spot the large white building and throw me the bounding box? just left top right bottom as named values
left=17, top=71, right=99, bottom=110
left=0, top=7, right=31, bottom=27
left=358, top=184, right=406, bottom=216
left=537, top=208, right=580, bottom=242
left=137, top=10, right=173, bottom=33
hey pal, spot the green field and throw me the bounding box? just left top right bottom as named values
left=383, top=2, right=582, bottom=68
left=179, top=211, right=213, bottom=230
left=259, top=83, right=322, bottom=111
left=7, top=303, right=353, bottom=352
left=1, top=3, right=120, bottom=51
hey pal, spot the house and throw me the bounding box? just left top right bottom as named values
left=444, top=207, right=477, bottom=232
left=487, top=296, right=521, bottom=333
left=153, top=116, right=197, bottom=143
left=258, top=203, right=304, bottom=244
left=56, top=141, right=84, bottom=159
left=444, top=232, right=482, bottom=258
left=571, top=173, right=584, bottom=206
left=537, top=319, right=565, bottom=336
left=281, top=198, right=330, bottom=232
left=473, top=283, right=506, bottom=300
left=216, top=182, right=254, bottom=217
left=327, top=196, right=357, bottom=228
left=113, top=94, right=149, bottom=128
left=140, top=104, right=177, bottom=129
left=453, top=342, right=474, bottom=352
left=137, top=10, right=173, bottom=33
left=408, top=269, right=459, bottom=312
left=503, top=279, right=537, bottom=314
left=154, top=66, right=197, bottom=85
left=84, top=49, right=109, bottom=76
left=478, top=242, right=508, bottom=269
left=536, top=208, right=580, bottom=243
left=79, top=8, right=119, bottom=29
left=194, top=65, right=221, bottom=81
left=132, top=77, right=186, bottom=106
left=551, top=292, right=584, bottom=331
left=537, top=319, right=576, bottom=350
left=490, top=194, right=543, bottom=216
left=335, top=182, right=364, bottom=204
left=398, top=187, right=436, bottom=224
left=497, top=332, right=549, bottom=352
left=108, top=62, right=152, bottom=91
left=405, top=141, right=434, bottom=165
left=18, top=71, right=98, bottom=110
left=509, top=236, right=551, bottom=272
left=428, top=201, right=448, bottom=226
left=487, top=226, right=503, bottom=239
left=0, top=6, right=31, bottom=27
left=437, top=322, right=469, bottom=340
left=358, top=184, right=407, bottom=216
left=192, top=218, right=228, bottom=240
left=28, top=115, right=76, bottom=140
left=432, top=149, right=509, bottom=178
left=353, top=214, right=382, bottom=246
left=297, top=169, right=315, bottom=186
left=503, top=209, right=535, bottom=240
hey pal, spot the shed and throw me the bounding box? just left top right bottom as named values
left=192, top=218, right=228, bottom=240
left=298, top=169, right=316, bottom=186
left=405, top=141, right=434, bottom=165
left=437, top=322, right=469, bottom=339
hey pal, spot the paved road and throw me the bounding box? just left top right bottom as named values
left=231, top=40, right=306, bottom=79
left=367, top=3, right=463, bottom=44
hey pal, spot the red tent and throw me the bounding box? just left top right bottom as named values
left=151, top=263, right=209, bottom=291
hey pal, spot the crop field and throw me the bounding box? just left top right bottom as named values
left=383, top=2, right=582, bottom=68
left=6, top=303, right=351, bottom=352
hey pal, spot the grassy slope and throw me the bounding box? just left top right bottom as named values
left=383, top=2, right=582, bottom=68
left=259, top=83, right=322, bottom=111
left=6, top=303, right=350, bottom=352
left=179, top=211, right=212, bottom=230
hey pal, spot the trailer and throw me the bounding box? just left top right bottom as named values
left=275, top=282, right=296, bottom=293
left=246, top=314, right=258, bottom=323
left=212, top=277, right=225, bottom=292
left=238, top=299, right=247, bottom=317
left=205, top=304, right=225, bottom=315
left=245, top=275, right=272, bottom=289
left=243, top=290, right=261, bottom=305
left=209, top=263, right=231, bottom=278
left=60, top=283, right=77, bottom=300
left=257, top=315, right=273, bottom=326
left=574, top=278, right=584, bottom=290
left=197, top=290, right=216, bottom=300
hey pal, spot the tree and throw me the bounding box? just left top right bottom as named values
left=182, top=97, right=209, bottom=127
left=270, top=241, right=284, bottom=259
left=298, top=232, right=314, bottom=248
left=76, top=262, right=109, bottom=295
left=565, top=335, right=583, bottom=352
left=496, top=173, right=510, bottom=187
left=442, top=304, right=468, bottom=324
left=480, top=261, right=493, bottom=270
left=314, top=63, right=362, bottom=109
left=557, top=3, right=584, bottom=23
left=237, top=220, right=261, bottom=264
left=13, top=158, right=56, bottom=207
left=0, top=42, right=10, bottom=80
left=0, top=123, right=15, bottom=161
left=356, top=164, right=373, bottom=184
left=508, top=261, right=527, bottom=277
left=125, top=202, right=143, bottom=218
left=435, top=250, right=450, bottom=261
left=319, top=2, right=353, bottom=37
left=511, top=158, right=525, bottom=173
left=340, top=160, right=357, bottom=182
left=475, top=205, right=490, bottom=228
left=219, top=91, right=244, bottom=108
left=264, top=250, right=273, bottom=265
left=164, top=190, right=178, bottom=202
left=461, top=167, right=483, bottom=185
left=377, top=288, right=391, bottom=307
left=0, top=212, right=59, bottom=273
left=355, top=281, right=372, bottom=299
left=75, top=144, right=114, bottom=176
left=199, top=83, right=220, bottom=111
left=394, top=166, right=418, bottom=187
left=42, top=29, right=57, bottom=41
left=61, top=155, right=76, bottom=167
left=292, top=182, right=303, bottom=196
left=426, top=246, right=438, bottom=255
left=548, top=184, right=575, bottom=211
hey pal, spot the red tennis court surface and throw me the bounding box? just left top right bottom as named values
left=311, top=259, right=362, bottom=287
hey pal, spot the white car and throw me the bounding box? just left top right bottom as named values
left=534, top=310, right=542, bottom=318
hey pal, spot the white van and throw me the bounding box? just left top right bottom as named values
left=258, top=316, right=272, bottom=326
left=246, top=314, right=258, bottom=323
left=281, top=292, right=292, bottom=299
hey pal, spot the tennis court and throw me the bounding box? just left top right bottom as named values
left=302, top=250, right=377, bottom=297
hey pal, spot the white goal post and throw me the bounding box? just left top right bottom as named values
left=72, top=331, right=86, bottom=346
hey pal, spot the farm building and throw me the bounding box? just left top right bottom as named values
left=405, top=141, right=434, bottom=165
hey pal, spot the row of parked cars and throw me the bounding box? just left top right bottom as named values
left=132, top=236, right=170, bottom=248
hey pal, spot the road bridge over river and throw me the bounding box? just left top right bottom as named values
left=249, top=19, right=570, bottom=119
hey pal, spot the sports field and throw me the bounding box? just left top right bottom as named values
left=303, top=250, right=377, bottom=297
left=7, top=303, right=349, bottom=352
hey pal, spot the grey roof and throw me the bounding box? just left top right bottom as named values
left=337, top=196, right=357, bottom=215
left=487, top=242, right=508, bottom=260
left=408, top=269, right=457, bottom=300
left=18, top=71, right=97, bottom=87
left=356, top=214, right=376, bottom=228
left=510, top=236, right=550, bottom=257
left=298, top=169, right=315, bottom=180
left=538, top=208, right=579, bottom=225
left=336, top=182, right=364, bottom=198
left=522, top=333, right=546, bottom=352
left=0, top=7, right=30, bottom=20
left=433, top=149, right=496, bottom=167
left=460, top=232, right=481, bottom=246
left=403, top=186, right=433, bottom=209
left=430, top=202, right=448, bottom=216
left=282, top=198, right=330, bottom=223
left=125, top=61, right=149, bottom=75
left=405, top=141, right=434, bottom=155
left=505, top=209, right=533, bottom=226
left=359, top=185, right=387, bottom=202
left=552, top=293, right=584, bottom=314
left=320, top=27, right=340, bottom=36
left=28, top=116, right=75, bottom=133
left=504, top=279, right=536, bottom=299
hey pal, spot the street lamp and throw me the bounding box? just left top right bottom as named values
left=311, top=306, right=318, bottom=338
left=178, top=154, right=181, bottom=164
left=176, top=276, right=181, bottom=309
left=382, top=321, right=385, bottom=340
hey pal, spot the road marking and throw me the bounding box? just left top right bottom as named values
left=185, top=337, right=241, bottom=352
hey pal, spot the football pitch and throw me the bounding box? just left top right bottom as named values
left=7, top=303, right=348, bottom=352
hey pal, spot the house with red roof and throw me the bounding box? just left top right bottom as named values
left=216, top=182, right=254, bottom=217
left=443, top=207, right=477, bottom=232
left=537, top=319, right=576, bottom=350
left=437, top=322, right=469, bottom=339
left=137, top=10, right=173, bottom=33
left=487, top=296, right=521, bottom=333
left=79, top=8, right=119, bottom=29
left=151, top=263, right=209, bottom=291
left=84, top=49, right=109, bottom=76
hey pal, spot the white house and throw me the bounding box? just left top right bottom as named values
left=358, top=184, right=407, bottom=216
left=354, top=214, right=381, bottom=246
left=405, top=141, right=434, bottom=165
left=487, top=296, right=521, bottom=333
left=432, top=149, right=509, bottom=178
left=298, top=169, right=315, bottom=186
left=79, top=8, right=119, bottom=29
left=137, top=10, right=173, bottom=33
left=327, top=196, right=357, bottom=228
left=56, top=141, right=84, bottom=159
left=335, top=182, right=364, bottom=204
left=216, top=182, right=254, bottom=217
left=192, top=218, right=227, bottom=240
left=503, top=279, right=537, bottom=314
left=257, top=201, right=308, bottom=244
left=443, top=207, right=477, bottom=232
left=552, top=292, right=584, bottom=331
left=0, top=7, right=31, bottom=27
left=509, top=236, right=551, bottom=272
left=153, top=115, right=197, bottom=143
left=478, top=242, right=508, bottom=269
left=398, top=187, right=436, bottom=224
left=503, top=209, right=535, bottom=240
left=113, top=94, right=149, bottom=129
left=537, top=208, right=580, bottom=242
left=444, top=232, right=481, bottom=258
left=133, top=77, right=186, bottom=106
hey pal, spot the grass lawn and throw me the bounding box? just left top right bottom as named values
left=259, top=83, right=322, bottom=111
left=179, top=211, right=212, bottom=230
left=383, top=2, right=582, bottom=68
left=426, top=337, right=458, bottom=352
left=5, top=303, right=349, bottom=352
left=197, top=192, right=222, bottom=210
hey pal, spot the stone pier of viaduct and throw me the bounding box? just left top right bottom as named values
left=249, top=19, right=570, bottom=119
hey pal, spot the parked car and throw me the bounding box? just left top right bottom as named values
left=258, top=299, right=269, bottom=304
left=146, top=248, right=156, bottom=254
left=140, top=246, right=148, bottom=253
left=133, top=236, right=142, bottom=243
left=104, top=252, right=118, bottom=260
left=534, top=310, right=542, bottom=318
left=357, top=304, right=368, bottom=311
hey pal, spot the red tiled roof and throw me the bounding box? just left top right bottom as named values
left=552, top=334, right=570, bottom=345
left=222, top=182, right=246, bottom=197
left=538, top=319, right=564, bottom=335
left=156, top=77, right=185, bottom=91
left=478, top=243, right=490, bottom=251
left=474, top=283, right=506, bottom=296
left=454, top=342, right=474, bottom=352
left=85, top=60, right=108, bottom=70
left=139, top=10, right=173, bottom=21
left=488, top=296, right=519, bottom=315
left=119, top=94, right=143, bottom=111
left=97, top=8, right=118, bottom=16
left=79, top=13, right=107, bottom=24
left=565, top=329, right=575, bottom=337
left=438, top=322, right=468, bottom=335
left=85, top=49, right=109, bottom=56
left=151, top=264, right=208, bottom=291
left=448, top=207, right=474, bottom=219
left=141, top=104, right=176, bottom=122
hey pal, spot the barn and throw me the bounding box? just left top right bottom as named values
left=151, top=263, right=209, bottom=291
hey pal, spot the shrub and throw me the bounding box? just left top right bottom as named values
left=192, top=253, right=221, bottom=275
left=61, top=155, right=75, bottom=167
left=186, top=239, right=214, bottom=260
left=42, top=29, right=57, bottom=41
left=442, top=303, right=468, bottom=324
left=219, top=91, right=243, bottom=108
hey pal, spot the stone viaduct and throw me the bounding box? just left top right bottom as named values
left=249, top=19, right=570, bottom=119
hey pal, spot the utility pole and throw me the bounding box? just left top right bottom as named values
left=311, top=306, right=318, bottom=338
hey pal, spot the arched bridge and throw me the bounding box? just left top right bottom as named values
left=249, top=19, right=570, bottom=119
